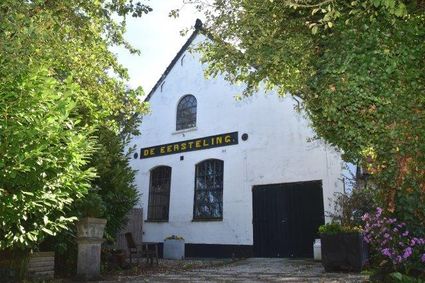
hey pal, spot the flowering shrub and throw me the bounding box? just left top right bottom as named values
left=363, top=208, right=425, bottom=277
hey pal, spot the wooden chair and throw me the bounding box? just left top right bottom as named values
left=125, top=232, right=158, bottom=265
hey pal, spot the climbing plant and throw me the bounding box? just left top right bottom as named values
left=184, top=0, right=425, bottom=233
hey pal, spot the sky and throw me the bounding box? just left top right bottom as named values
left=112, top=1, right=203, bottom=95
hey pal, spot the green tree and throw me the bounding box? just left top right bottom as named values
left=1, top=0, right=150, bottom=251
left=0, top=66, right=95, bottom=249
left=89, top=118, right=142, bottom=238
left=189, top=0, right=425, bottom=231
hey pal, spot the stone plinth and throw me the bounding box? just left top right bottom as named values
left=76, top=217, right=106, bottom=280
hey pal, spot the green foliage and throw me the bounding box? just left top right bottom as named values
left=191, top=1, right=425, bottom=278
left=0, top=0, right=150, bottom=131
left=0, top=67, right=96, bottom=249
left=389, top=272, right=424, bottom=283
left=1, top=0, right=150, bottom=252
left=191, top=0, right=425, bottom=233
left=165, top=235, right=185, bottom=240
left=318, top=222, right=362, bottom=235
left=90, top=125, right=141, bottom=238
left=304, top=10, right=424, bottom=235
left=73, top=189, right=106, bottom=219
left=327, top=188, right=378, bottom=228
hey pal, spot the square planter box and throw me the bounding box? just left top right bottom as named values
left=163, top=239, right=185, bottom=260
left=321, top=232, right=368, bottom=272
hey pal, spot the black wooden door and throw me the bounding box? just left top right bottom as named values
left=252, top=180, right=324, bottom=258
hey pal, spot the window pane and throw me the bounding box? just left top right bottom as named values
left=176, top=95, right=197, bottom=130
left=148, top=166, right=171, bottom=221
left=193, top=159, right=223, bottom=220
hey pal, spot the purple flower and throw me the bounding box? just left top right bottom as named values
left=384, top=233, right=390, bottom=239
left=381, top=248, right=392, bottom=257
left=402, top=231, right=409, bottom=237
left=364, top=235, right=371, bottom=243
left=376, top=207, right=383, bottom=216
left=421, top=254, right=425, bottom=263
left=393, top=227, right=399, bottom=233
left=402, top=247, right=412, bottom=259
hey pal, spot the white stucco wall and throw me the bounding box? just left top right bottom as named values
left=129, top=34, right=344, bottom=246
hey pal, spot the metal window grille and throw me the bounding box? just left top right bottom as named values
left=193, top=159, right=223, bottom=220
left=147, top=166, right=171, bottom=221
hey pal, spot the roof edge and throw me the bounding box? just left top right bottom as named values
left=144, top=19, right=204, bottom=102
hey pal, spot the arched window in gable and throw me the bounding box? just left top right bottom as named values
left=176, top=95, right=197, bottom=131
left=147, top=166, right=171, bottom=221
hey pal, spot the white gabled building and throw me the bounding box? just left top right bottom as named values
left=129, top=20, right=344, bottom=258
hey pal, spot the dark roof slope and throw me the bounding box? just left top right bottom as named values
left=144, top=19, right=204, bottom=102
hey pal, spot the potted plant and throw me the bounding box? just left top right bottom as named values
left=75, top=190, right=107, bottom=239
left=163, top=235, right=185, bottom=260
left=319, top=222, right=367, bottom=272
left=319, top=188, right=376, bottom=272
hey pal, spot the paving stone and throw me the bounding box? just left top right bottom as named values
left=119, top=258, right=369, bottom=282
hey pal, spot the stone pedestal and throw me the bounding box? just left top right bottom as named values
left=76, top=217, right=107, bottom=280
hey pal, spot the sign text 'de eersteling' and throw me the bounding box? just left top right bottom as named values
left=140, top=132, right=238, bottom=159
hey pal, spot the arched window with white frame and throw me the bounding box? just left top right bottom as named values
left=176, top=95, right=197, bottom=130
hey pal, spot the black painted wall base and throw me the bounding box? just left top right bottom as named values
left=185, top=244, right=253, bottom=258
left=154, top=243, right=253, bottom=258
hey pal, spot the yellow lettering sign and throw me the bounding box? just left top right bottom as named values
left=139, top=132, right=237, bottom=159
left=195, top=140, right=201, bottom=148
